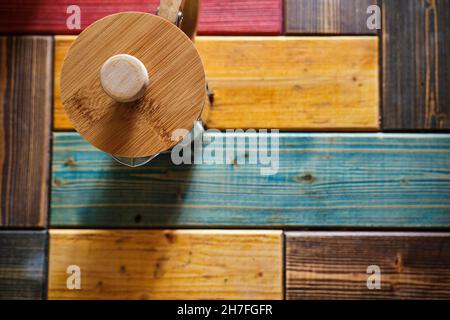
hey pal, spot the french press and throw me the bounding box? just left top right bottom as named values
left=60, top=0, right=205, bottom=167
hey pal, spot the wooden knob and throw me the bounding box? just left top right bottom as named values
left=100, top=54, right=149, bottom=102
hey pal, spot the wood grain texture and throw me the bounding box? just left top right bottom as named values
left=285, top=0, right=378, bottom=34
left=48, top=230, right=282, bottom=300
left=54, top=36, right=379, bottom=131
left=54, top=36, right=74, bottom=130
left=383, top=0, right=450, bottom=130
left=0, top=231, right=47, bottom=300
left=0, top=0, right=281, bottom=35
left=60, top=13, right=205, bottom=158
left=0, top=36, right=51, bottom=227
left=51, top=132, right=450, bottom=228
left=286, top=232, right=450, bottom=299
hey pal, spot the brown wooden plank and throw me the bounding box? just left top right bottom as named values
left=0, top=36, right=52, bottom=227
left=382, top=0, right=450, bottom=130
left=0, top=231, right=47, bottom=300
left=54, top=36, right=379, bottom=131
left=284, top=0, right=378, bottom=34
left=48, top=230, right=283, bottom=300
left=286, top=232, right=450, bottom=299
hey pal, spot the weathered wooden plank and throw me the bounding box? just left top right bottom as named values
left=54, top=36, right=72, bottom=131
left=285, top=0, right=378, bottom=34
left=382, top=0, right=450, bottom=130
left=54, top=36, right=379, bottom=131
left=198, top=0, right=281, bottom=35
left=48, top=230, right=282, bottom=300
left=0, top=231, right=47, bottom=300
left=0, top=36, right=52, bottom=227
left=51, top=132, right=450, bottom=228
left=286, top=232, right=450, bottom=299
left=0, top=0, right=281, bottom=35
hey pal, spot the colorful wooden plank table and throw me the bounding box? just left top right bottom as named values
left=1, top=0, right=450, bottom=301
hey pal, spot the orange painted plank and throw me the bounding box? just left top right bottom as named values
left=54, top=36, right=379, bottom=131
left=48, top=230, right=283, bottom=300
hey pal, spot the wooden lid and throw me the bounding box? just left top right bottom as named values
left=60, top=12, right=206, bottom=158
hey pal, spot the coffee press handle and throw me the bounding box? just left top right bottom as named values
left=158, top=0, right=200, bottom=40
left=158, top=0, right=185, bottom=23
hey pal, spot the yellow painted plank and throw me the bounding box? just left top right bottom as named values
left=54, top=36, right=71, bottom=130
left=54, top=36, right=379, bottom=131
left=48, top=230, right=283, bottom=300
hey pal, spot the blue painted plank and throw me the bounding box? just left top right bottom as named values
left=51, top=132, right=450, bottom=227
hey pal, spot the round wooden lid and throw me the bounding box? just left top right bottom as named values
left=60, top=12, right=206, bottom=158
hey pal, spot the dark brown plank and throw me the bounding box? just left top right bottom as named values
left=286, top=232, right=450, bottom=299
left=382, top=0, right=450, bottom=130
left=0, top=231, right=47, bottom=300
left=284, top=0, right=378, bottom=34
left=0, top=36, right=52, bottom=227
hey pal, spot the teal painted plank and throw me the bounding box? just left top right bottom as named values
left=51, top=133, right=450, bottom=227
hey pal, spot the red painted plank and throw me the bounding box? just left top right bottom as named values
left=0, top=0, right=281, bottom=35
left=197, top=0, right=281, bottom=35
